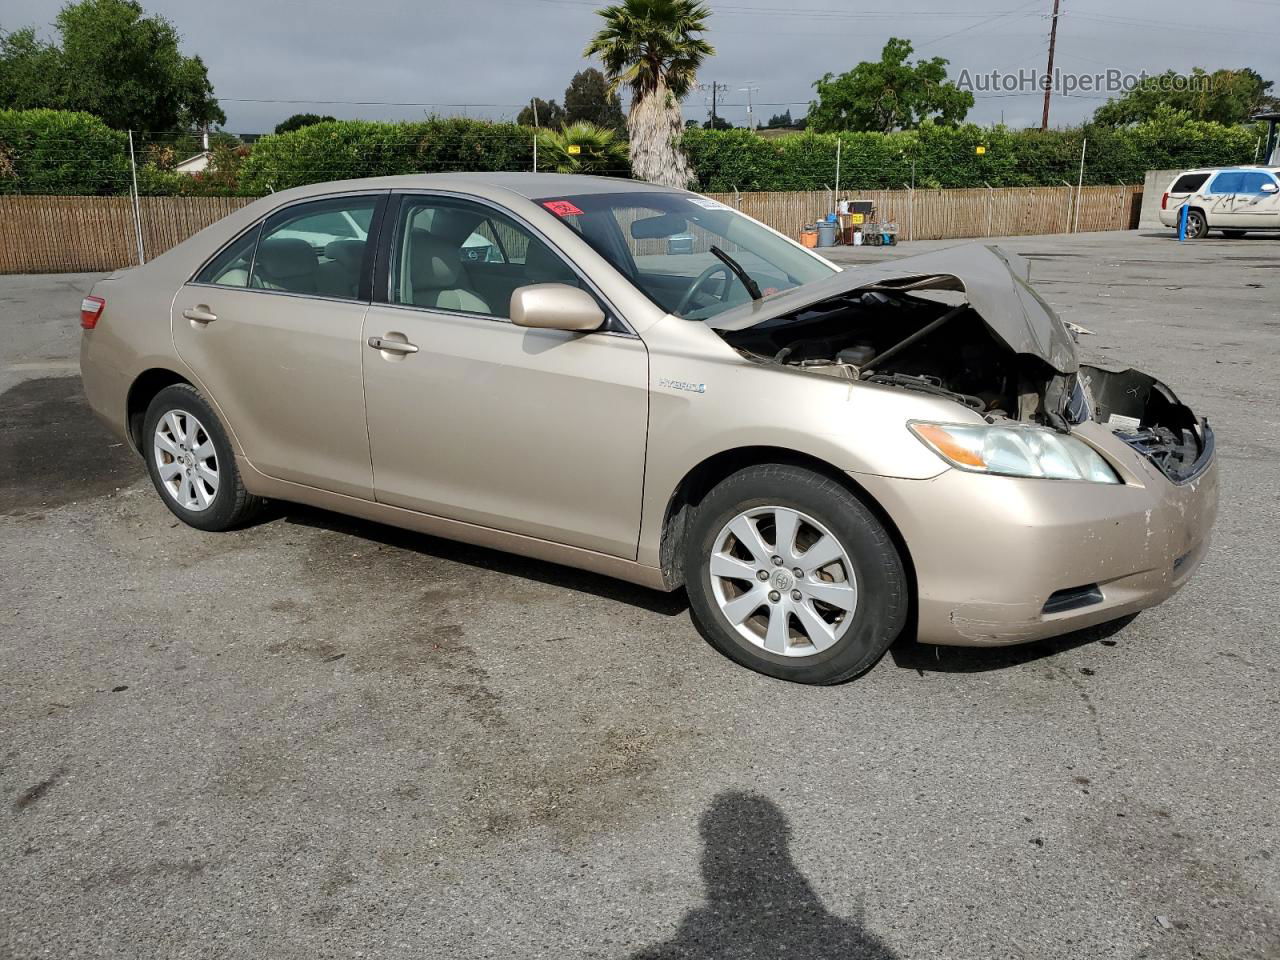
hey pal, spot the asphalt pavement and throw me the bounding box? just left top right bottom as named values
left=1, top=229, right=1278, bottom=959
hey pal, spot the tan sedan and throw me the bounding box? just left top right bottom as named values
left=79, top=174, right=1217, bottom=683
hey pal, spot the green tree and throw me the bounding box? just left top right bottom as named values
left=0, top=28, right=66, bottom=110
left=764, top=109, right=792, bottom=129
left=517, top=97, right=565, bottom=128
left=536, top=121, right=629, bottom=174
left=807, top=37, right=972, bottom=133
left=585, top=0, right=713, bottom=187
left=274, top=113, right=336, bottom=134
left=1092, top=67, right=1275, bottom=126
left=0, top=0, right=224, bottom=132
left=563, top=67, right=625, bottom=129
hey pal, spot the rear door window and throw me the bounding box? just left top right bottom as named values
left=1206, top=172, right=1243, bottom=194
left=251, top=196, right=380, bottom=300
left=1169, top=173, right=1209, bottom=193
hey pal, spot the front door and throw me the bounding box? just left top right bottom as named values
left=1230, top=171, right=1280, bottom=228
left=361, top=194, right=649, bottom=559
left=172, top=192, right=386, bottom=498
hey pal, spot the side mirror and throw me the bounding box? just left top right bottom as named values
left=1261, top=182, right=1278, bottom=193
left=510, top=283, right=604, bottom=332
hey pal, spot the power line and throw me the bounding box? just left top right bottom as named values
left=916, top=0, right=1045, bottom=48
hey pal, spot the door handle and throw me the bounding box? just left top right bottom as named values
left=182, top=306, right=217, bottom=323
left=368, top=335, right=418, bottom=354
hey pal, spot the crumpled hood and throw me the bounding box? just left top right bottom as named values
left=708, top=243, right=1079, bottom=375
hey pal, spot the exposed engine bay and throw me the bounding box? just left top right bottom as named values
left=717, top=270, right=1211, bottom=484
left=720, top=286, right=1077, bottom=427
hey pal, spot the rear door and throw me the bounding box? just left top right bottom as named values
left=1204, top=172, right=1245, bottom=228
left=172, top=192, right=387, bottom=499
left=360, top=193, right=649, bottom=558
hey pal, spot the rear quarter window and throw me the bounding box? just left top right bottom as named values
left=1170, top=173, right=1209, bottom=193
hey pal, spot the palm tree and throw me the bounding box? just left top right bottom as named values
left=536, top=122, right=630, bottom=176
left=585, top=0, right=714, bottom=187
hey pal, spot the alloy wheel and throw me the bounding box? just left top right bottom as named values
left=153, top=409, right=219, bottom=512
left=708, top=506, right=858, bottom=657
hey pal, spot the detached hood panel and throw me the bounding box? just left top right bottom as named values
left=709, top=243, right=1079, bottom=375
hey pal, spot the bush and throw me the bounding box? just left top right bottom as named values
left=0, top=109, right=1262, bottom=199
left=682, top=119, right=1261, bottom=192
left=136, top=143, right=250, bottom=196
left=0, top=109, right=129, bottom=195
left=238, top=118, right=539, bottom=193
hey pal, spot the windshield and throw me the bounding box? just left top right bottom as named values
left=534, top=191, right=837, bottom=320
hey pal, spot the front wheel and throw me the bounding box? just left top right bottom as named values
left=684, top=465, right=908, bottom=684
left=142, top=383, right=265, bottom=531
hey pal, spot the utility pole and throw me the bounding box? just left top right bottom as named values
left=699, top=81, right=728, bottom=129
left=1040, top=0, right=1061, bottom=131
left=739, top=83, right=759, bottom=130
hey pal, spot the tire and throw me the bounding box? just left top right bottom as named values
left=1184, top=209, right=1209, bottom=239
left=142, top=383, right=265, bottom=531
left=1221, top=229, right=1247, bottom=238
left=684, top=464, right=907, bottom=684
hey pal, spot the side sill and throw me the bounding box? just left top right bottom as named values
left=237, top=457, right=670, bottom=592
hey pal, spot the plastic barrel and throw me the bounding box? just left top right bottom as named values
left=817, top=222, right=837, bottom=247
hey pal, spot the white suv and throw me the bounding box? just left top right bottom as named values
left=1158, top=167, right=1280, bottom=238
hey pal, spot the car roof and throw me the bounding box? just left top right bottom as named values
left=261, top=172, right=685, bottom=206
left=1176, top=167, right=1280, bottom=175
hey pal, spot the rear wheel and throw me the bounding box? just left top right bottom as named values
left=684, top=465, right=907, bottom=684
left=1184, top=209, right=1209, bottom=239
left=142, top=384, right=264, bottom=531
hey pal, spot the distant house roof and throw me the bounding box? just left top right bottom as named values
left=174, top=151, right=212, bottom=174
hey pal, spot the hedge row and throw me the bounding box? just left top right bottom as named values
left=681, top=119, right=1264, bottom=192
left=0, top=109, right=1265, bottom=198
left=0, top=109, right=129, bottom=195
left=238, top=118, right=540, bottom=193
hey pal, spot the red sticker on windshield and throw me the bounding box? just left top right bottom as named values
left=542, top=200, right=585, bottom=217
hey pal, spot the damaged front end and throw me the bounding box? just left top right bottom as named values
left=710, top=244, right=1212, bottom=483
left=1078, top=365, right=1214, bottom=483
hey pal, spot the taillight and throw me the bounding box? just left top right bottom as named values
left=80, top=295, right=105, bottom=330
left=1161, top=192, right=1169, bottom=210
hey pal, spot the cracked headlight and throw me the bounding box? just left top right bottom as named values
left=909, top=421, right=1120, bottom=483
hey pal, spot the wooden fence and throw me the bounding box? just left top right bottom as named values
left=0, top=195, right=254, bottom=274
left=705, top=184, right=1143, bottom=242
left=0, top=185, right=1142, bottom=274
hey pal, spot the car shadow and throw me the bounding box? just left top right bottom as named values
left=276, top=502, right=691, bottom=617
left=887, top=614, right=1137, bottom=675
left=627, top=790, right=898, bottom=959
left=269, top=505, right=1135, bottom=676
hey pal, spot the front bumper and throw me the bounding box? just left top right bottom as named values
left=852, top=423, right=1218, bottom=647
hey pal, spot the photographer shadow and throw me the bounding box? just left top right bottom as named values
left=629, top=791, right=898, bottom=960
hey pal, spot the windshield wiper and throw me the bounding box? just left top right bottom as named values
left=709, top=245, right=762, bottom=301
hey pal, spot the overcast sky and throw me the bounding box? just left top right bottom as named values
left=7, top=0, right=1280, bottom=133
